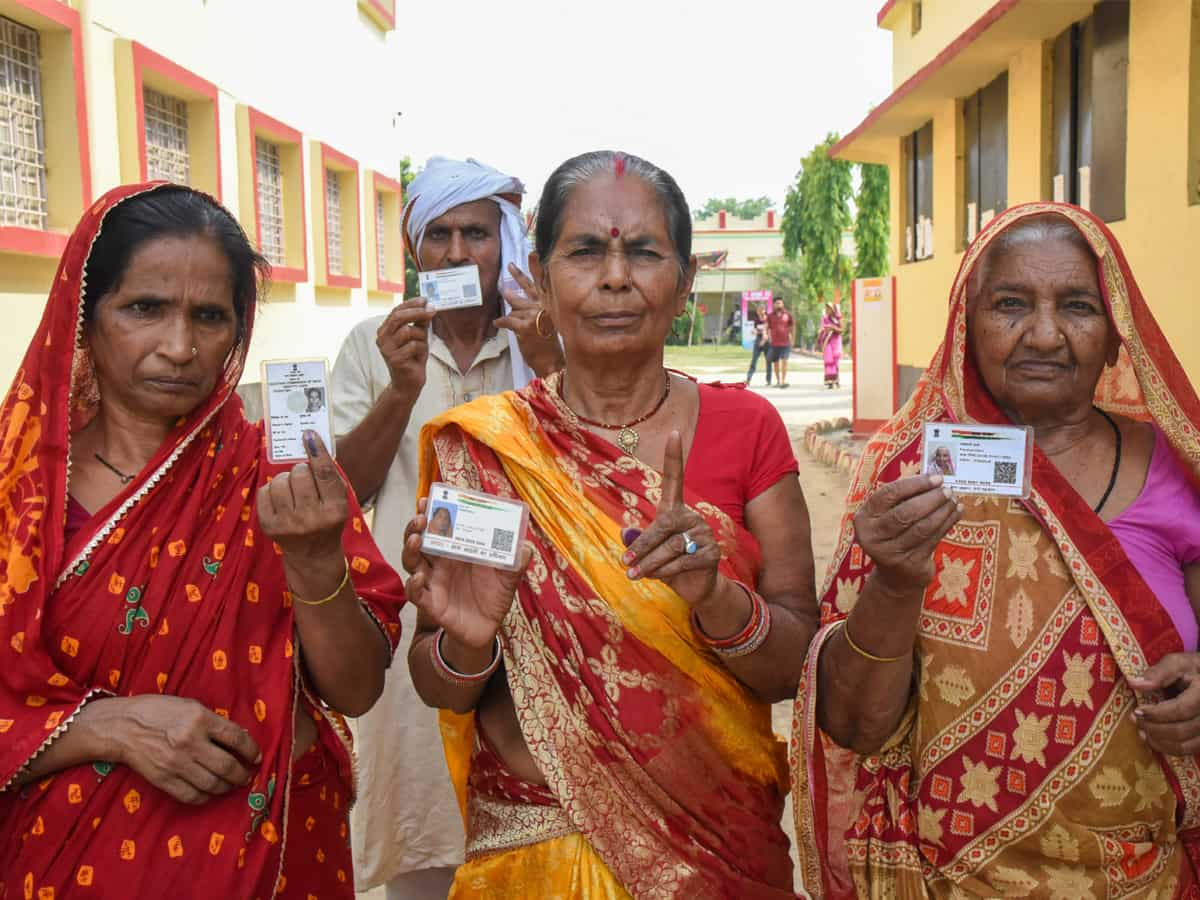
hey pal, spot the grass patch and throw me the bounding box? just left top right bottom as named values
left=663, top=344, right=752, bottom=370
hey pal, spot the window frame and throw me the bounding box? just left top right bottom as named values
left=236, top=105, right=308, bottom=284
left=0, top=0, right=91, bottom=258
left=961, top=71, right=1009, bottom=247
left=902, top=120, right=934, bottom=263
left=311, top=142, right=361, bottom=290
left=117, top=41, right=220, bottom=199
left=367, top=169, right=404, bottom=294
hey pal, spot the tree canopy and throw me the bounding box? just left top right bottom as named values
left=780, top=134, right=853, bottom=304
left=692, top=196, right=774, bottom=221
left=854, top=163, right=889, bottom=279
left=400, top=156, right=419, bottom=298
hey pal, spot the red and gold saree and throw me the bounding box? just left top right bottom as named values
left=0, top=184, right=405, bottom=899
left=791, top=203, right=1200, bottom=898
left=418, top=373, right=796, bottom=899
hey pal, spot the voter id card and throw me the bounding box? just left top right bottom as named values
left=261, top=358, right=336, bottom=463
left=418, top=264, right=483, bottom=311
left=421, top=483, right=529, bottom=571
left=921, top=422, right=1033, bottom=498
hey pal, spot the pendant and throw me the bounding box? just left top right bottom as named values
left=616, top=427, right=639, bottom=454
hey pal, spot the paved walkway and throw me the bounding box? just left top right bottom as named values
left=358, top=359, right=852, bottom=897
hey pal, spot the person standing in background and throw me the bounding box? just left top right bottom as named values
left=767, top=298, right=795, bottom=388
left=745, top=303, right=771, bottom=386
left=817, top=300, right=843, bottom=389
left=329, top=157, right=564, bottom=900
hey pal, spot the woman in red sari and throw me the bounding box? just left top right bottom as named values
left=0, top=184, right=404, bottom=898
left=792, top=204, right=1200, bottom=897
left=398, top=150, right=820, bottom=897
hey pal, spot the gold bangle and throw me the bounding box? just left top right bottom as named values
left=295, top=558, right=351, bottom=607
left=841, top=620, right=908, bottom=663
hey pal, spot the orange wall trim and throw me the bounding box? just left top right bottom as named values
left=246, top=107, right=308, bottom=284
left=0, top=0, right=91, bottom=257
left=372, top=170, right=404, bottom=294
left=130, top=42, right=222, bottom=200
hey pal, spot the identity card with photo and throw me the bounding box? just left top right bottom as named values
left=261, top=358, right=336, bottom=463
left=421, top=483, right=530, bottom=571
left=418, top=264, right=483, bottom=312
left=921, top=421, right=1034, bottom=498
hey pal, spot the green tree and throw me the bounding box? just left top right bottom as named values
left=400, top=155, right=419, bottom=298
left=692, top=196, right=774, bottom=221
left=854, top=163, right=890, bottom=278
left=758, top=256, right=821, bottom=347
left=780, top=134, right=853, bottom=304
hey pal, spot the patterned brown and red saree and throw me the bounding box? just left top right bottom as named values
left=792, top=203, right=1200, bottom=898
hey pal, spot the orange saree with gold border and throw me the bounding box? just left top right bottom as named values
left=418, top=373, right=796, bottom=899
left=791, top=203, right=1200, bottom=899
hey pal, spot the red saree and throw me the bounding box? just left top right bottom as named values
left=0, top=184, right=405, bottom=899
left=418, top=374, right=795, bottom=898
left=791, top=203, right=1200, bottom=898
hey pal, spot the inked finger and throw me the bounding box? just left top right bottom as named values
left=658, top=430, right=686, bottom=511
left=303, top=431, right=342, bottom=491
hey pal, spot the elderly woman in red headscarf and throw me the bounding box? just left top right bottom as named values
left=0, top=184, right=404, bottom=898
left=793, top=203, right=1200, bottom=898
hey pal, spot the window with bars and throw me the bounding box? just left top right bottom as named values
left=902, top=121, right=934, bottom=262
left=376, top=191, right=387, bottom=278
left=962, top=72, right=1008, bottom=246
left=325, top=169, right=343, bottom=274
left=255, top=140, right=285, bottom=265
left=0, top=15, right=48, bottom=230
left=143, top=87, right=190, bottom=185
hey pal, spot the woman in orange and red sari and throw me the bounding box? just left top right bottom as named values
left=0, top=184, right=404, bottom=898
left=399, top=150, right=820, bottom=897
left=792, top=204, right=1200, bottom=898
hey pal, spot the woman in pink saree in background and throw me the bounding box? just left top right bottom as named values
left=818, top=302, right=843, bottom=389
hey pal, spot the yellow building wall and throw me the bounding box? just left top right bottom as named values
left=890, top=0, right=997, bottom=85
left=888, top=0, right=1200, bottom=390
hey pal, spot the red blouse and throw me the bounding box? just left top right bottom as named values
left=684, top=382, right=798, bottom=529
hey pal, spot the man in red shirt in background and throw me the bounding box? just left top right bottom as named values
left=766, top=298, right=796, bottom=388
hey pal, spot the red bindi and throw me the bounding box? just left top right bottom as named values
left=613, top=153, right=627, bottom=177
left=610, top=227, right=620, bottom=238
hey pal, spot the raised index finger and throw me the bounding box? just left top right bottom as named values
left=302, top=431, right=343, bottom=500
left=659, top=430, right=685, bottom=511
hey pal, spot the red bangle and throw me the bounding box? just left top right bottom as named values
left=430, top=628, right=501, bottom=686
left=691, top=582, right=771, bottom=659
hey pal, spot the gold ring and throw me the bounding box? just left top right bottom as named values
left=535, top=308, right=554, bottom=339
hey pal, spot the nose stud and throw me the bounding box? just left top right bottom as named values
left=191, top=347, right=198, bottom=357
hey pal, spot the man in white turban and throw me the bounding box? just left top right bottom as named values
left=330, top=157, right=562, bottom=899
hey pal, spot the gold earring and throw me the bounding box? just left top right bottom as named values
left=535, top=309, right=554, bottom=339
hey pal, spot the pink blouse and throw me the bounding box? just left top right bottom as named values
left=1108, top=426, right=1200, bottom=650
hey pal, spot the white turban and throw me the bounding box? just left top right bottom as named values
left=403, top=156, right=534, bottom=388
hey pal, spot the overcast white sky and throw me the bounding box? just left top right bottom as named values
left=397, top=0, right=894, bottom=213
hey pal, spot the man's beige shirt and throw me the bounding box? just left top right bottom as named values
left=331, top=315, right=513, bottom=888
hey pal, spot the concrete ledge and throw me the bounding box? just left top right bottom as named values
left=802, top=416, right=862, bottom=473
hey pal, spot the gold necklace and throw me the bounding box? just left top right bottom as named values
left=560, top=371, right=672, bottom=454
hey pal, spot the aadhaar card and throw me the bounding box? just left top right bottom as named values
left=261, top=358, right=336, bottom=463
left=921, top=422, right=1034, bottom=498
left=421, top=483, right=529, bottom=571
left=418, top=264, right=483, bottom=311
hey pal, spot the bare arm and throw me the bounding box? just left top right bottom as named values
left=687, top=474, right=818, bottom=702
left=817, top=475, right=961, bottom=754
left=260, top=433, right=391, bottom=718
left=335, top=300, right=435, bottom=504
left=9, top=695, right=260, bottom=805
left=401, top=502, right=527, bottom=713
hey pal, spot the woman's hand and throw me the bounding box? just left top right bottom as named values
left=1130, top=655, right=1200, bottom=756
left=623, top=431, right=722, bottom=608
left=494, top=264, right=565, bottom=378
left=854, top=474, right=962, bottom=591
left=258, top=431, right=348, bottom=569
left=401, top=499, right=531, bottom=651
left=87, top=695, right=260, bottom=805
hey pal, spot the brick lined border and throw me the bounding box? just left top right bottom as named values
left=802, top=417, right=860, bottom=473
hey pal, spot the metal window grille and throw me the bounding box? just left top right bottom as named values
left=376, top=191, right=387, bottom=280
left=325, top=169, right=342, bottom=274
left=255, top=139, right=285, bottom=265
left=0, top=15, right=48, bottom=229
left=143, top=86, right=190, bottom=184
